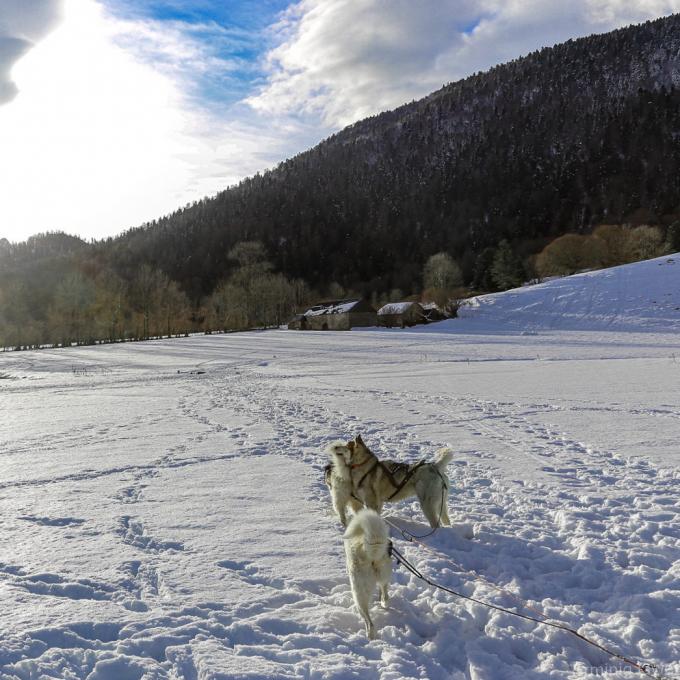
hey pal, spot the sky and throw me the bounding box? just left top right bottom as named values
left=1, top=0, right=680, bottom=243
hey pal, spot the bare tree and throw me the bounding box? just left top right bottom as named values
left=628, top=225, right=664, bottom=261
left=48, top=272, right=96, bottom=345
left=207, top=242, right=301, bottom=330
left=159, top=279, right=191, bottom=336
left=536, top=234, right=606, bottom=278
left=92, top=270, right=128, bottom=342
left=592, top=224, right=632, bottom=267
left=423, top=253, right=462, bottom=290
left=131, top=265, right=168, bottom=339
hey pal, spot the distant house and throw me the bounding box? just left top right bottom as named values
left=288, top=299, right=377, bottom=331
left=287, top=314, right=308, bottom=331
left=377, top=301, right=427, bottom=328
left=421, top=302, right=449, bottom=322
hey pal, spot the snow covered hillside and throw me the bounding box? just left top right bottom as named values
left=454, top=254, right=680, bottom=332
left=1, top=263, right=679, bottom=678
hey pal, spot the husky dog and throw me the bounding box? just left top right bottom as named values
left=343, top=508, right=392, bottom=639
left=345, top=434, right=453, bottom=528
left=326, top=441, right=363, bottom=526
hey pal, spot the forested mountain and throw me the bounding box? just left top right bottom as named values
left=2, top=14, right=680, bottom=347
left=101, top=13, right=680, bottom=299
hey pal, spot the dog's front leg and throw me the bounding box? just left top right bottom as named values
left=379, top=583, right=389, bottom=608
left=331, top=487, right=351, bottom=526
left=333, top=498, right=348, bottom=526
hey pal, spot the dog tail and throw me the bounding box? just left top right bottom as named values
left=344, top=509, right=389, bottom=562
left=434, top=447, right=453, bottom=471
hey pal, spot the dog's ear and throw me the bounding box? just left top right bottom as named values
left=355, top=434, right=364, bottom=445
left=347, top=440, right=355, bottom=452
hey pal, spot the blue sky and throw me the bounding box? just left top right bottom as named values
left=1, top=0, right=680, bottom=242
left=106, top=0, right=290, bottom=27
left=100, top=0, right=291, bottom=104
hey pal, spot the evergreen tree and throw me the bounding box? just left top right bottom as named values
left=490, top=241, right=524, bottom=290
left=664, top=221, right=680, bottom=254
left=472, top=248, right=497, bottom=292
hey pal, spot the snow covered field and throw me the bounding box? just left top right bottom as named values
left=1, top=257, right=679, bottom=679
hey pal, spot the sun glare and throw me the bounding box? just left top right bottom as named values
left=0, top=0, right=193, bottom=242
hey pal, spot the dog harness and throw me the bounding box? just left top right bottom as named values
left=384, top=460, right=427, bottom=500
left=354, top=458, right=428, bottom=500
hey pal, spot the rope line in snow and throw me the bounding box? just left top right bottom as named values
left=383, top=515, right=550, bottom=622
left=386, top=522, right=675, bottom=680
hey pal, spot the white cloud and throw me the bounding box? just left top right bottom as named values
left=249, top=0, right=680, bottom=127
left=248, top=0, right=486, bottom=127
left=0, top=0, right=319, bottom=242
left=0, top=0, right=63, bottom=104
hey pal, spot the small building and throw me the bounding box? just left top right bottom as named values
left=288, top=299, right=377, bottom=331
left=421, top=302, right=449, bottom=322
left=287, top=314, right=308, bottom=330
left=377, top=301, right=427, bottom=328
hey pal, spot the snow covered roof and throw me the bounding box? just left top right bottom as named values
left=304, top=300, right=362, bottom=316
left=378, top=302, right=418, bottom=315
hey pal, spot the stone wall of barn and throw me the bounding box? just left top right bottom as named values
left=378, top=305, right=426, bottom=328
left=378, top=314, right=404, bottom=328
left=303, top=312, right=377, bottom=330
left=306, top=315, right=349, bottom=330
left=347, top=312, right=377, bottom=328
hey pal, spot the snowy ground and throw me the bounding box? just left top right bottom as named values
left=455, top=253, right=680, bottom=333
left=1, top=259, right=679, bottom=679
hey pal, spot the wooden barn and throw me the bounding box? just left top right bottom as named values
left=288, top=299, right=377, bottom=331
left=377, top=301, right=427, bottom=328
left=421, top=302, right=449, bottom=321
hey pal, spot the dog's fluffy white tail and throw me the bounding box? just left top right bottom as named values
left=434, top=447, right=453, bottom=471
left=344, top=509, right=389, bottom=563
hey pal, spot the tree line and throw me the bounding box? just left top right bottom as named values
left=0, top=238, right=307, bottom=349
left=3, top=221, right=677, bottom=350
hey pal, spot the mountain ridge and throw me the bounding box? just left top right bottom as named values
left=92, top=12, right=680, bottom=299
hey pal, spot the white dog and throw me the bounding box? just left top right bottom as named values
left=343, top=508, right=392, bottom=639
left=326, top=441, right=363, bottom=526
